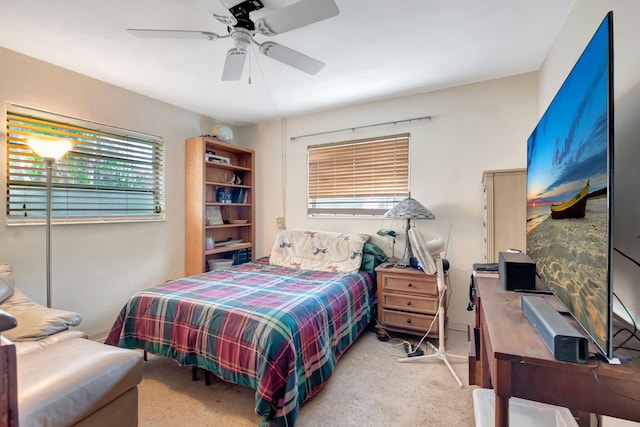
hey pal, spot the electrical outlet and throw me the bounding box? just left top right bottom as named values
left=276, top=216, right=285, bottom=229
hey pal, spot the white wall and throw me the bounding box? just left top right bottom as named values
left=239, top=72, right=539, bottom=329
left=0, top=47, right=219, bottom=339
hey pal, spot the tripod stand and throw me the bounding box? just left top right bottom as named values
left=398, top=252, right=466, bottom=387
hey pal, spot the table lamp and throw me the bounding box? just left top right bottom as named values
left=383, top=194, right=435, bottom=268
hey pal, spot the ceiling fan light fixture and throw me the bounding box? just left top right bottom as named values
left=230, top=28, right=252, bottom=50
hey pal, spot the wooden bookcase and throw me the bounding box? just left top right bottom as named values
left=185, top=136, right=255, bottom=276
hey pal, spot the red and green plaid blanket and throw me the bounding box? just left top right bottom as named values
left=105, top=261, right=376, bottom=426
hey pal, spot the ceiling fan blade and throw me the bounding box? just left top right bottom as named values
left=255, top=0, right=339, bottom=35
left=222, top=48, right=247, bottom=81
left=128, top=29, right=220, bottom=40
left=260, top=41, right=324, bottom=75
left=197, top=0, right=237, bottom=26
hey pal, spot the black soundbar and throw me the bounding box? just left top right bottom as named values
left=521, top=295, right=588, bottom=364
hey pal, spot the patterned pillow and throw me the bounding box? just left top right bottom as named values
left=270, top=230, right=369, bottom=273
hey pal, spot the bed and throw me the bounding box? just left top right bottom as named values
left=105, top=230, right=385, bottom=426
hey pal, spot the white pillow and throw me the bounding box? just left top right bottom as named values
left=0, top=288, right=82, bottom=341
left=270, top=229, right=369, bottom=273
left=0, top=263, right=16, bottom=304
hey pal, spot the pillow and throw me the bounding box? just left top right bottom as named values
left=270, top=229, right=369, bottom=273
left=0, top=263, right=16, bottom=304
left=0, top=288, right=82, bottom=341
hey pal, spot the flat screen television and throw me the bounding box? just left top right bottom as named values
left=526, top=12, right=614, bottom=360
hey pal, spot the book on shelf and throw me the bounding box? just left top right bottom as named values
left=232, top=188, right=247, bottom=204
left=206, top=153, right=230, bottom=164
left=214, top=238, right=242, bottom=248
left=205, top=206, right=223, bottom=225
left=232, top=248, right=252, bottom=265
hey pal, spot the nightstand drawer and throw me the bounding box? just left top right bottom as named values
left=382, top=274, right=437, bottom=295
left=381, top=309, right=438, bottom=334
left=382, top=293, right=438, bottom=314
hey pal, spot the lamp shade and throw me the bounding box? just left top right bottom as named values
left=383, top=195, right=434, bottom=268
left=383, top=196, right=435, bottom=220
left=28, top=136, right=72, bottom=160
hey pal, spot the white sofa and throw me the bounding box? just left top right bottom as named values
left=0, top=263, right=144, bottom=426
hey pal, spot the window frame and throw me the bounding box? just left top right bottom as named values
left=307, top=133, right=410, bottom=217
left=5, top=104, right=166, bottom=225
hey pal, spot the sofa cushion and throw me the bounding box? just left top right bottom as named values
left=18, top=338, right=143, bottom=427
left=269, top=229, right=369, bottom=273
left=0, top=263, right=16, bottom=304
left=0, top=289, right=82, bottom=341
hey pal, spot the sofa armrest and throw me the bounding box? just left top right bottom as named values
left=0, top=289, right=82, bottom=341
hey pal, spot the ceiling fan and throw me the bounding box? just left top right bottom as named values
left=128, top=0, right=339, bottom=81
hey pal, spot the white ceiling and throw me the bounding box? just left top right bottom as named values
left=0, top=0, right=574, bottom=127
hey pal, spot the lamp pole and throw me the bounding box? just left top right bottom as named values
left=28, top=136, right=71, bottom=308
left=44, top=157, right=54, bottom=308
left=397, top=217, right=413, bottom=268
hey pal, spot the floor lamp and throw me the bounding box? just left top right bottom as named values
left=28, top=137, right=72, bottom=308
left=399, top=228, right=466, bottom=388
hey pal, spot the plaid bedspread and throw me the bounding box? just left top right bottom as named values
left=105, top=261, right=376, bottom=426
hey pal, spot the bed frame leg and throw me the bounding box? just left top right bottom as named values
left=143, top=350, right=147, bottom=361
left=205, top=371, right=211, bottom=386
left=192, top=366, right=198, bottom=381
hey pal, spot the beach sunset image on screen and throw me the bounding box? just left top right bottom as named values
left=526, top=13, right=612, bottom=355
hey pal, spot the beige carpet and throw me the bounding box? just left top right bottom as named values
left=137, top=328, right=476, bottom=426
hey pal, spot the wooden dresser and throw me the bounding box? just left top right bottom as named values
left=469, top=275, right=640, bottom=426
left=375, top=266, right=443, bottom=338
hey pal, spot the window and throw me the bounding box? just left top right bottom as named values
left=6, top=104, right=165, bottom=224
left=307, top=134, right=409, bottom=216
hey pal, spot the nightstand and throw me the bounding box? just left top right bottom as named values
left=375, top=265, right=444, bottom=338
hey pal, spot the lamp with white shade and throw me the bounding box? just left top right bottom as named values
left=382, top=194, right=435, bottom=268
left=28, top=136, right=72, bottom=308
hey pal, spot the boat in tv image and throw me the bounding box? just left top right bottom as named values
left=526, top=12, right=613, bottom=358
left=550, top=179, right=589, bottom=219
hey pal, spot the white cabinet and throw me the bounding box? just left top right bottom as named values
left=482, top=169, right=526, bottom=263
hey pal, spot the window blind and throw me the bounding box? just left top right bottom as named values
left=307, top=134, right=409, bottom=216
left=6, top=105, right=165, bottom=224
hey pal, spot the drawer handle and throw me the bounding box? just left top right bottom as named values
left=406, top=301, right=412, bottom=306
left=407, top=282, right=413, bottom=288
left=406, top=318, right=412, bottom=324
